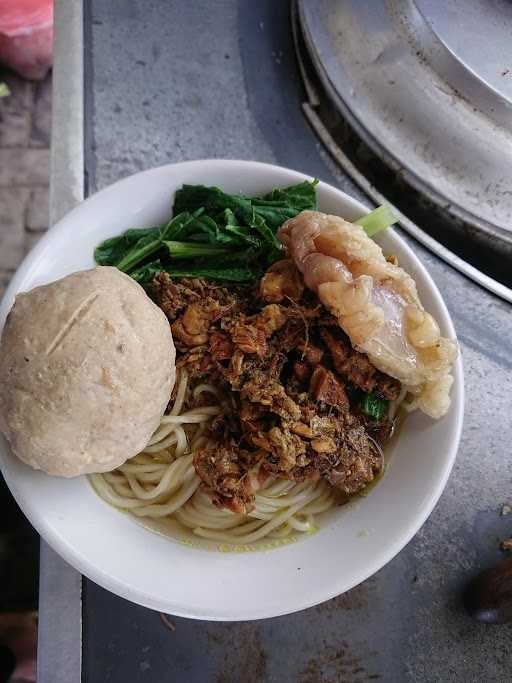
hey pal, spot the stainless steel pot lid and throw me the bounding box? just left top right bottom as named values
left=296, top=0, right=512, bottom=298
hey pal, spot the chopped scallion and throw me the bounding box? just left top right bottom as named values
left=356, top=204, right=397, bottom=238
left=361, top=393, right=389, bottom=420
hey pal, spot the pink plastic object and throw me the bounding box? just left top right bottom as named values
left=0, top=0, right=53, bottom=80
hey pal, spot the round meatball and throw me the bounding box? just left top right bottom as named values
left=0, top=266, right=176, bottom=477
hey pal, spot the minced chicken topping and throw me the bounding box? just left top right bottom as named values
left=151, top=260, right=401, bottom=514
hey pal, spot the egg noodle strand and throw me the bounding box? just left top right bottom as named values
left=90, top=370, right=337, bottom=547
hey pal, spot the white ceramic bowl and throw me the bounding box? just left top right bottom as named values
left=0, top=160, right=463, bottom=620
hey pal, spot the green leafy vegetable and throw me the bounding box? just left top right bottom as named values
left=94, top=180, right=318, bottom=285
left=251, top=213, right=281, bottom=255
left=113, top=210, right=203, bottom=273
left=94, top=226, right=160, bottom=266
left=129, top=260, right=253, bottom=284
left=261, top=179, right=318, bottom=210
left=361, top=393, right=389, bottom=421
left=223, top=225, right=261, bottom=247
left=356, top=204, right=397, bottom=238
left=173, top=180, right=318, bottom=234
left=0, top=83, right=10, bottom=98
left=161, top=209, right=205, bottom=241
left=163, top=240, right=232, bottom=258
left=173, top=184, right=254, bottom=222
left=156, top=266, right=254, bottom=281
left=129, top=259, right=166, bottom=284
left=116, top=233, right=162, bottom=273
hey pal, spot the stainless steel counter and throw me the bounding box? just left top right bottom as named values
left=40, top=1, right=512, bottom=681
left=37, top=1, right=83, bottom=681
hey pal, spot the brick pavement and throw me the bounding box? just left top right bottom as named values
left=0, top=70, right=51, bottom=298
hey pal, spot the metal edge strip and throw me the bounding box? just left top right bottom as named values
left=37, top=543, right=83, bottom=683
left=38, top=0, right=84, bottom=681
left=302, top=102, right=512, bottom=305
left=49, top=0, right=85, bottom=224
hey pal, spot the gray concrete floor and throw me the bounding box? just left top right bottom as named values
left=0, top=69, right=51, bottom=298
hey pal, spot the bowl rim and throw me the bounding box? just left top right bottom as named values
left=0, top=159, right=464, bottom=619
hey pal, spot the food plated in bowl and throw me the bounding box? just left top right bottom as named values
left=0, top=160, right=463, bottom=619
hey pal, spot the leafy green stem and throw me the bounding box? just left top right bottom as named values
left=163, top=241, right=232, bottom=258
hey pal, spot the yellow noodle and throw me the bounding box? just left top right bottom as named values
left=170, top=368, right=189, bottom=415
left=90, top=372, right=337, bottom=549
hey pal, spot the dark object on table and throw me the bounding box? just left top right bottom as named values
left=463, top=556, right=512, bottom=624
left=0, top=477, right=38, bottom=613
left=0, top=644, right=15, bottom=682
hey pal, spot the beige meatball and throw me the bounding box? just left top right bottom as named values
left=0, top=266, right=175, bottom=477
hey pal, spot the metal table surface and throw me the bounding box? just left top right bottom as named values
left=40, top=1, right=512, bottom=681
